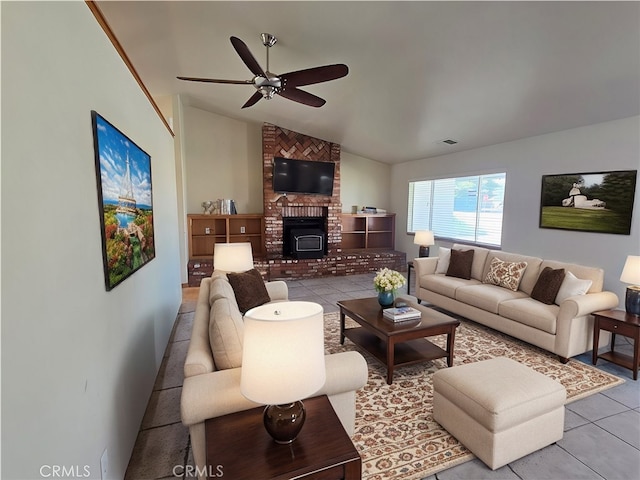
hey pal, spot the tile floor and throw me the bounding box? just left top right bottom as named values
left=126, top=273, right=640, bottom=480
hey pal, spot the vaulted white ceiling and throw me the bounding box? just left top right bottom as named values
left=97, top=1, right=640, bottom=164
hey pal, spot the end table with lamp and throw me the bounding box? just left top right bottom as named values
left=206, top=301, right=362, bottom=479
left=205, top=395, right=361, bottom=480
left=592, top=255, right=640, bottom=380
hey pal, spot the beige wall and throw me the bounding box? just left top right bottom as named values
left=175, top=103, right=639, bottom=312
left=340, top=151, right=392, bottom=213
left=176, top=115, right=391, bottom=272
left=2, top=2, right=182, bottom=478
left=390, top=116, right=640, bottom=308
left=182, top=106, right=263, bottom=214
left=176, top=109, right=391, bottom=217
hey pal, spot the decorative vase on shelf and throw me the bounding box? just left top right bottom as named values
left=377, top=290, right=395, bottom=308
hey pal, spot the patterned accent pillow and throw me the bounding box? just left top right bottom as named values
left=483, top=257, right=528, bottom=291
left=446, top=249, right=474, bottom=280
left=531, top=267, right=565, bottom=305
left=227, top=268, right=271, bottom=314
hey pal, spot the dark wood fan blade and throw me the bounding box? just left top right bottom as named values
left=177, top=76, right=253, bottom=85
left=230, top=36, right=267, bottom=77
left=280, top=64, right=348, bottom=87
left=277, top=87, right=326, bottom=107
left=241, top=91, right=263, bottom=109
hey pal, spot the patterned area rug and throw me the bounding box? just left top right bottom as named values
left=323, top=311, right=624, bottom=480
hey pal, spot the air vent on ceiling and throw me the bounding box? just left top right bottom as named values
left=441, top=139, right=458, bottom=145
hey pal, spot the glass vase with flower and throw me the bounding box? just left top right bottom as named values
left=373, top=268, right=407, bottom=307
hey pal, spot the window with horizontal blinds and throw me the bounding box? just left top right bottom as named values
left=408, top=180, right=432, bottom=231
left=407, top=172, right=506, bottom=247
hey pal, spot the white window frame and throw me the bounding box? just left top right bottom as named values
left=407, top=172, right=506, bottom=247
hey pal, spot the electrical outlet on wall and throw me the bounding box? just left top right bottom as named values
left=240, top=226, right=246, bottom=234
left=100, top=449, right=108, bottom=480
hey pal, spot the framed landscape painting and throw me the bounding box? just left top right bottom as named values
left=539, top=170, right=637, bottom=235
left=91, top=111, right=155, bottom=290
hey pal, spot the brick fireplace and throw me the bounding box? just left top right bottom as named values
left=262, top=123, right=341, bottom=258
left=256, top=123, right=405, bottom=280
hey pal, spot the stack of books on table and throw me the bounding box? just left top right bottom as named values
left=383, top=306, right=422, bottom=322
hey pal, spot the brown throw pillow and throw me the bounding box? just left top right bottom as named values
left=531, top=267, right=565, bottom=305
left=227, top=268, right=271, bottom=314
left=446, top=249, right=475, bottom=280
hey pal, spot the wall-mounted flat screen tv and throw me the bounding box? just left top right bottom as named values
left=272, top=157, right=335, bottom=196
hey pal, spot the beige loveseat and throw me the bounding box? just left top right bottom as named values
left=180, top=273, right=368, bottom=479
left=414, top=244, right=619, bottom=363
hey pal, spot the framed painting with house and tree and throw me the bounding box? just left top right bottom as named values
left=539, top=170, right=637, bottom=235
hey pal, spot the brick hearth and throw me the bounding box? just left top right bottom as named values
left=254, top=250, right=406, bottom=280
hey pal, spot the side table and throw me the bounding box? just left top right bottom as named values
left=407, top=261, right=414, bottom=295
left=592, top=309, right=640, bottom=380
left=205, top=395, right=361, bottom=479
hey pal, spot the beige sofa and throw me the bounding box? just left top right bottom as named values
left=180, top=273, right=368, bottom=479
left=413, top=244, right=619, bottom=362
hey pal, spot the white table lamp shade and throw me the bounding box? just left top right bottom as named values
left=414, top=230, right=435, bottom=246
left=241, top=301, right=326, bottom=406
left=620, top=255, right=640, bottom=285
left=213, top=242, right=253, bottom=273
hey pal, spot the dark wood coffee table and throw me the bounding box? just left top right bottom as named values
left=205, top=395, right=361, bottom=480
left=337, top=297, right=459, bottom=384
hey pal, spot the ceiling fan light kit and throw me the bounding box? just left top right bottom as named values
left=178, top=33, right=348, bottom=108
left=258, top=85, right=277, bottom=100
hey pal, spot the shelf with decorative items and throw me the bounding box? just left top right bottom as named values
left=341, top=213, right=395, bottom=251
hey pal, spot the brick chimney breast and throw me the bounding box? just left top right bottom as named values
left=263, top=124, right=341, bottom=258
left=257, top=123, right=405, bottom=280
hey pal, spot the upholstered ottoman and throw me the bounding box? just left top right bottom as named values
left=432, top=357, right=566, bottom=470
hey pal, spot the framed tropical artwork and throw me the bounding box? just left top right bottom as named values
left=91, top=111, right=155, bottom=290
left=539, top=170, right=637, bottom=235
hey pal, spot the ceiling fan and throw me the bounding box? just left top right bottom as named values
left=177, top=33, right=348, bottom=109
